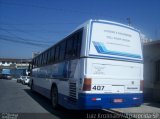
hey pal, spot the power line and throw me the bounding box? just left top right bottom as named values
left=0, top=1, right=103, bottom=16
left=0, top=28, right=69, bottom=33
left=0, top=35, right=50, bottom=47
left=0, top=37, right=49, bottom=47
left=0, top=34, right=51, bottom=45
left=0, top=22, right=80, bottom=25
left=0, top=25, right=55, bottom=42
left=0, top=27, right=52, bottom=47
left=0, top=27, right=53, bottom=44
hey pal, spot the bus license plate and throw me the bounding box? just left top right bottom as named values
left=113, top=99, right=123, bottom=103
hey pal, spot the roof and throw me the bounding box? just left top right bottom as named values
left=143, top=40, right=160, bottom=46
left=0, top=58, right=32, bottom=63
left=93, top=19, right=138, bottom=31
left=33, top=19, right=139, bottom=59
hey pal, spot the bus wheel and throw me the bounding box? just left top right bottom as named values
left=30, top=81, right=34, bottom=92
left=51, top=86, right=59, bottom=109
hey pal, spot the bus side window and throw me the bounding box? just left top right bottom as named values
left=65, top=38, right=73, bottom=59
left=50, top=47, right=55, bottom=64
left=40, top=54, right=42, bottom=66
left=39, top=55, right=41, bottom=66
left=43, top=53, right=46, bottom=65
left=55, top=45, right=60, bottom=62
left=46, top=50, right=50, bottom=65
left=37, top=56, right=40, bottom=67
left=59, top=41, right=66, bottom=61
left=77, top=33, right=82, bottom=57
left=41, top=54, right=43, bottom=66
left=73, top=35, right=77, bottom=57
left=34, top=59, right=37, bottom=68
left=73, top=31, right=82, bottom=57
left=35, top=58, right=37, bottom=67
left=44, top=52, right=48, bottom=65
left=42, top=53, right=45, bottom=66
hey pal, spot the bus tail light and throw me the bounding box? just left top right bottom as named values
left=140, top=80, right=143, bottom=91
left=83, top=78, right=91, bottom=91
left=91, top=98, right=101, bottom=101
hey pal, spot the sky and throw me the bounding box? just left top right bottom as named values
left=0, top=0, right=160, bottom=59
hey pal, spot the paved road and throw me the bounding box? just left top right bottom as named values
left=0, top=79, right=115, bottom=119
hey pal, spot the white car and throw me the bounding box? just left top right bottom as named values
left=17, top=76, right=25, bottom=83
left=21, top=76, right=30, bottom=85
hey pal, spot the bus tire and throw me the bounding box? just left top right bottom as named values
left=51, top=86, right=59, bottom=109
left=30, top=80, right=34, bottom=92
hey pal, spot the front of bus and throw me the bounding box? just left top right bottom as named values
left=79, top=20, right=143, bottom=109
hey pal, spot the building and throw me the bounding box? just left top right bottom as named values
left=32, top=52, right=41, bottom=58
left=143, top=40, right=160, bottom=102
left=0, top=58, right=31, bottom=78
left=140, top=33, right=152, bottom=43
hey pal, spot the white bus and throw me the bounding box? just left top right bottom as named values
left=30, top=20, right=143, bottom=110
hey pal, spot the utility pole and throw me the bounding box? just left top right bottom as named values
left=126, top=18, right=131, bottom=26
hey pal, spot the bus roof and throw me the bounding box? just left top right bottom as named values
left=33, top=19, right=140, bottom=60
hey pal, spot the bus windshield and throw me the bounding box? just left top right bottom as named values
left=89, top=21, right=143, bottom=61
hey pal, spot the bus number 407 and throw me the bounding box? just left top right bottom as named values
left=92, top=86, right=105, bottom=90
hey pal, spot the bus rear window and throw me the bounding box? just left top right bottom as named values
left=89, top=22, right=142, bottom=61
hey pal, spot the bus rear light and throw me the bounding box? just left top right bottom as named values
left=91, top=98, right=101, bottom=101
left=140, top=80, right=143, bottom=91
left=83, top=78, right=91, bottom=91
left=133, top=97, right=140, bottom=100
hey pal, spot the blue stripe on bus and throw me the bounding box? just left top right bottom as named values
left=59, top=93, right=143, bottom=110
left=92, top=41, right=141, bottom=59
left=78, top=93, right=143, bottom=109
left=92, top=41, right=101, bottom=53
left=99, top=42, right=108, bottom=52
left=89, top=54, right=143, bottom=63
left=95, top=42, right=105, bottom=53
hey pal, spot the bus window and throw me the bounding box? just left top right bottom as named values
left=59, top=41, right=66, bottom=61
left=50, top=47, right=55, bottom=63
left=65, top=37, right=73, bottom=59
left=55, top=45, right=60, bottom=62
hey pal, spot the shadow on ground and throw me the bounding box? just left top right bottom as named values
left=23, top=89, right=112, bottom=119
left=144, top=100, right=160, bottom=108
left=144, top=103, right=160, bottom=108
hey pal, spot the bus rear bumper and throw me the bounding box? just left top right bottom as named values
left=78, top=93, right=143, bottom=110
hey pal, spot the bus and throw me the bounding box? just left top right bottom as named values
left=30, top=19, right=143, bottom=110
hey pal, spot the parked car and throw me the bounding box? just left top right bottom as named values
left=17, top=76, right=22, bottom=83
left=1, top=74, right=12, bottom=80
left=21, top=76, right=30, bottom=85
left=17, top=76, right=25, bottom=83
left=1, top=69, right=12, bottom=80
